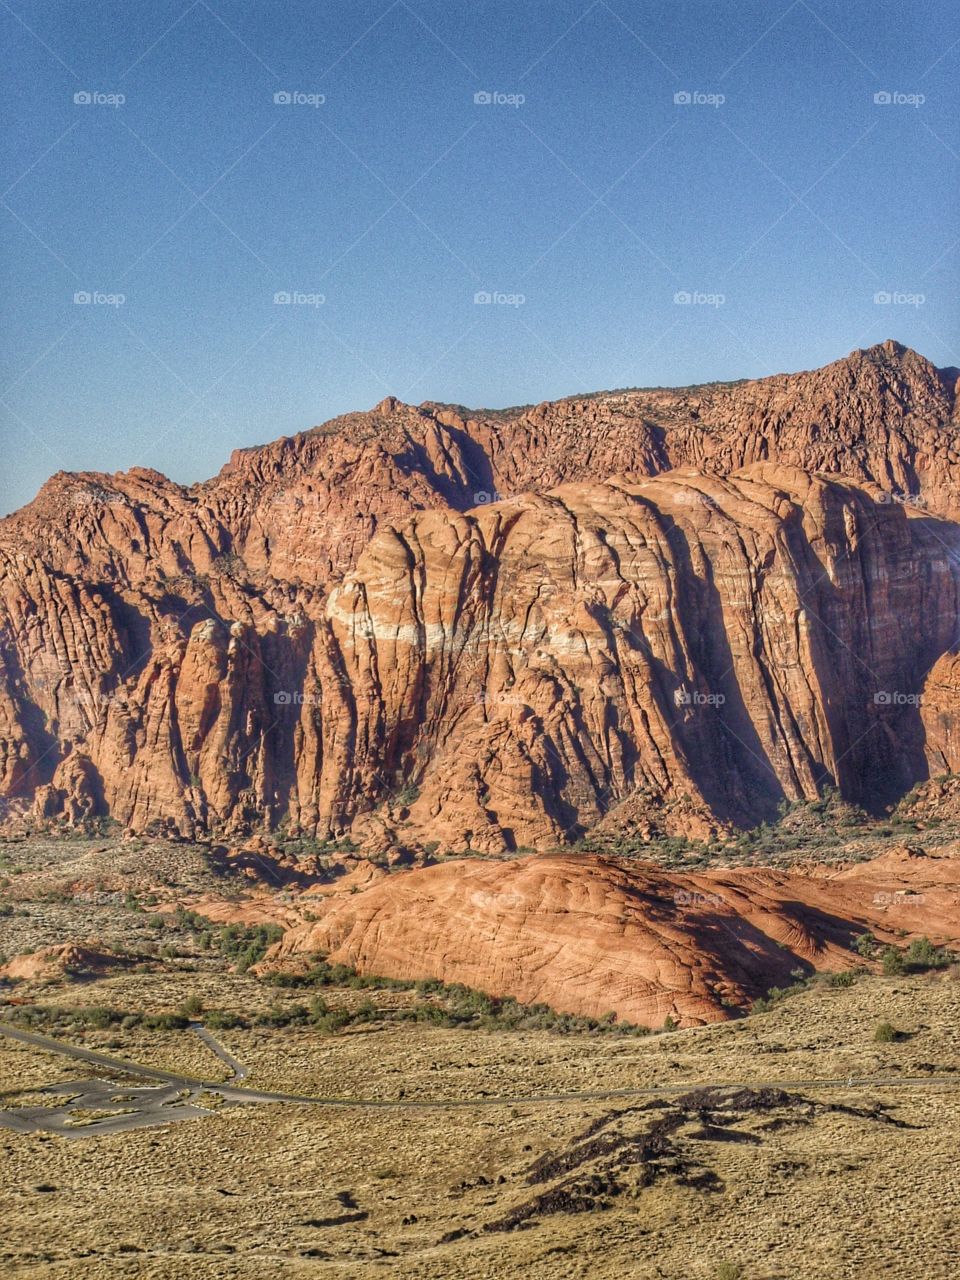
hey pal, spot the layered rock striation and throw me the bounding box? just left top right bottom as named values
left=2, top=341, right=959, bottom=847
left=269, top=847, right=960, bottom=1025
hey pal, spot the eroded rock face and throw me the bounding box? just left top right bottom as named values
left=1, top=342, right=959, bottom=846
left=269, top=847, right=960, bottom=1025
left=322, top=464, right=958, bottom=851
left=920, top=652, right=960, bottom=774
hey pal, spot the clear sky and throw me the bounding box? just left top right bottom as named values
left=2, top=0, right=957, bottom=513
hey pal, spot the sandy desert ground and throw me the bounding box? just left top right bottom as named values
left=2, top=835, right=959, bottom=1278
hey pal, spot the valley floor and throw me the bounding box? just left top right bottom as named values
left=2, top=835, right=959, bottom=1278
left=3, top=971, right=960, bottom=1278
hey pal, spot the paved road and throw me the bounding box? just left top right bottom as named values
left=0, top=1072, right=215, bottom=1138
left=1, top=1021, right=958, bottom=1137
left=190, top=1022, right=248, bottom=1081
left=0, top=1023, right=261, bottom=1139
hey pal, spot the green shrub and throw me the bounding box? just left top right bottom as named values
left=715, top=1264, right=744, bottom=1280
left=142, top=1012, right=190, bottom=1031
left=203, top=1009, right=246, bottom=1030
left=874, top=1021, right=897, bottom=1043
left=313, top=1007, right=352, bottom=1033
left=175, top=910, right=284, bottom=971
left=853, top=931, right=876, bottom=958
left=903, top=936, right=951, bottom=972
left=828, top=970, right=857, bottom=988
left=5, top=1003, right=195, bottom=1035
left=262, top=963, right=655, bottom=1038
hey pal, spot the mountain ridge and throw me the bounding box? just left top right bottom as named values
left=2, top=341, right=960, bottom=851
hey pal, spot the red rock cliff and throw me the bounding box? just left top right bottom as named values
left=2, top=342, right=959, bottom=846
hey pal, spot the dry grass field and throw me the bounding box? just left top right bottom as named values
left=2, top=836, right=959, bottom=1279
left=2, top=993, right=958, bottom=1279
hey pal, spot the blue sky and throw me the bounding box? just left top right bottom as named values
left=1, top=0, right=957, bottom=513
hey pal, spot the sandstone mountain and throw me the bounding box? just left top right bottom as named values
left=2, top=340, right=959, bottom=852
left=269, top=846, right=960, bottom=1025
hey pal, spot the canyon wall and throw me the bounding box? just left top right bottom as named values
left=1, top=341, right=959, bottom=847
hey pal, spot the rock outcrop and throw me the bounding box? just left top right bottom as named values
left=269, top=847, right=960, bottom=1025
left=0, top=943, right=137, bottom=982
left=1, top=342, right=959, bottom=848
left=920, top=652, right=960, bottom=775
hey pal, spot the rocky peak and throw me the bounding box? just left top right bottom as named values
left=2, top=344, right=960, bottom=847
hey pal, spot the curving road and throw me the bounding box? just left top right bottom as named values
left=1, top=1021, right=958, bottom=1138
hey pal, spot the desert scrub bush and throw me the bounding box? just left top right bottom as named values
left=880, top=937, right=953, bottom=976
left=273, top=834, right=358, bottom=858
left=751, top=977, right=810, bottom=1013
left=259, top=954, right=656, bottom=1036
left=312, top=1006, right=353, bottom=1033
left=874, top=1021, right=898, bottom=1043
left=211, top=551, right=244, bottom=575
left=203, top=1009, right=246, bottom=1030
left=255, top=1002, right=310, bottom=1028
left=573, top=829, right=707, bottom=860
left=262, top=964, right=653, bottom=1037
left=827, top=970, right=859, bottom=988
left=176, top=909, right=284, bottom=971
left=264, top=960, right=392, bottom=989
left=304, top=987, right=652, bottom=1038
left=903, top=936, right=952, bottom=971
left=4, top=1004, right=191, bottom=1033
